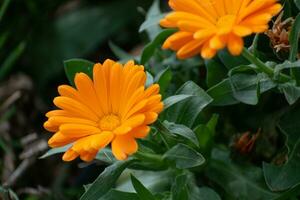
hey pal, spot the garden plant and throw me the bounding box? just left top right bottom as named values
left=1, top=0, right=300, bottom=199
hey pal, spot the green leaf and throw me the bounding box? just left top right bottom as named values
left=0, top=0, right=11, bottom=22
left=207, top=79, right=239, bottom=106
left=289, top=13, right=300, bottom=84
left=163, top=94, right=196, bottom=110
left=163, top=121, right=199, bottom=146
left=80, top=160, right=134, bottom=200
left=263, top=106, right=300, bottom=191
left=206, top=114, right=219, bottom=135
left=0, top=42, right=26, bottom=80
left=64, top=58, right=94, bottom=86
left=99, top=189, right=139, bottom=200
left=294, top=0, right=300, bottom=10
left=274, top=60, right=300, bottom=76
left=163, top=144, right=205, bottom=169
left=116, top=170, right=172, bottom=194
left=171, top=174, right=189, bottom=200
left=194, top=124, right=213, bottom=152
left=130, top=174, right=156, bottom=200
left=39, top=144, right=72, bottom=159
left=227, top=66, right=277, bottom=105
left=140, top=29, right=176, bottom=65
left=193, top=114, right=219, bottom=153
left=229, top=73, right=259, bottom=105
left=207, top=148, right=278, bottom=200
left=154, top=67, right=172, bottom=97
left=205, top=58, right=227, bottom=88
left=139, top=0, right=165, bottom=40
left=278, top=82, right=300, bottom=104
left=165, top=81, right=213, bottom=127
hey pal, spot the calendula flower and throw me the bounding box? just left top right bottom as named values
left=44, top=59, right=163, bottom=161
left=160, top=0, right=282, bottom=59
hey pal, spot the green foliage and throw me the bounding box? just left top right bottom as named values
left=263, top=106, right=300, bottom=192
left=80, top=160, right=134, bottom=200
left=24, top=0, right=300, bottom=199
left=163, top=144, right=205, bottom=169
left=140, top=29, right=176, bottom=65
left=64, top=59, right=94, bottom=86
left=130, top=175, right=156, bottom=200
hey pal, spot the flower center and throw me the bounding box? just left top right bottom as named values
left=216, top=15, right=236, bottom=33
left=99, top=114, right=120, bottom=131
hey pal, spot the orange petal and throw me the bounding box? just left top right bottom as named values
left=132, top=126, right=151, bottom=138
left=201, top=42, right=217, bottom=59
left=62, top=149, right=79, bottom=161
left=48, top=131, right=76, bottom=148
left=227, top=34, right=244, bottom=56
left=112, top=135, right=138, bottom=160
left=59, top=124, right=101, bottom=137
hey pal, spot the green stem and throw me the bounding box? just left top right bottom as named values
left=241, top=48, right=290, bottom=82
left=134, top=151, right=164, bottom=163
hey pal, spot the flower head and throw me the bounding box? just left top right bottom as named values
left=44, top=59, right=163, bottom=161
left=160, top=0, right=282, bottom=59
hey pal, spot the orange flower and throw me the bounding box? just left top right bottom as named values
left=160, top=0, right=282, bottom=59
left=44, top=59, right=163, bottom=162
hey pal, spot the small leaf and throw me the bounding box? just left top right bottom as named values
left=163, top=144, right=205, bottom=169
left=165, top=81, right=213, bottom=127
left=163, top=121, right=199, bottom=146
left=194, top=125, right=213, bottom=151
left=229, top=73, right=259, bottom=105
left=207, top=79, right=239, bottom=106
left=64, top=58, right=95, bottom=86
left=278, top=82, right=300, bottom=104
left=154, top=67, right=172, bottom=97
left=139, top=0, right=165, bottom=40
left=140, top=29, right=176, bottom=65
left=171, top=174, right=189, bottom=200
left=40, top=144, right=72, bottom=159
left=80, top=160, right=134, bottom=200
left=130, top=174, right=156, bottom=200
